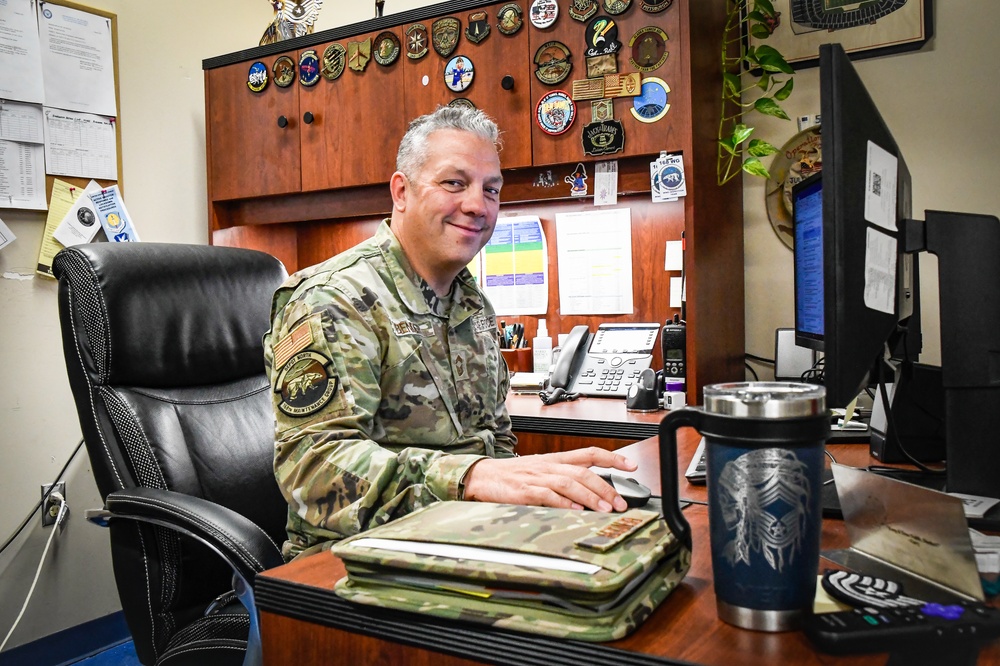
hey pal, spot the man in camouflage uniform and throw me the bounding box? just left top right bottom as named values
left=265, top=106, right=636, bottom=560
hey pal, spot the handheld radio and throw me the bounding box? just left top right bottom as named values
left=661, top=314, right=686, bottom=380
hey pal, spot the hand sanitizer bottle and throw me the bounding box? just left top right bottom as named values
left=533, top=319, right=553, bottom=374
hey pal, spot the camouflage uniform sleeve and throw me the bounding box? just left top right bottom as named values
left=268, top=283, right=486, bottom=550
left=493, top=355, right=517, bottom=458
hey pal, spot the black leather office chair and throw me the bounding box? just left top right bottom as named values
left=54, top=242, right=289, bottom=666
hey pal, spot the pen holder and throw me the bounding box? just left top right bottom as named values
left=500, top=347, right=532, bottom=374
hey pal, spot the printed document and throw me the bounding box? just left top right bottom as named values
left=556, top=208, right=634, bottom=315
left=38, top=2, right=117, bottom=116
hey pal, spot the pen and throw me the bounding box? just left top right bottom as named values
left=499, top=321, right=507, bottom=349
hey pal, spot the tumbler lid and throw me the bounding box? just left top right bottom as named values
left=702, top=382, right=826, bottom=419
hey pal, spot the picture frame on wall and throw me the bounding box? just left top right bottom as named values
left=747, top=0, right=934, bottom=70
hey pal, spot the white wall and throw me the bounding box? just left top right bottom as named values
left=1, top=0, right=997, bottom=651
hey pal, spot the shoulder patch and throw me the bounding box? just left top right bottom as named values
left=276, top=351, right=340, bottom=417
left=273, top=320, right=315, bottom=369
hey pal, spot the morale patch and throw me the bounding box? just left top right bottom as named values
left=592, top=98, right=614, bottom=122
left=631, top=77, right=670, bottom=123
left=465, top=11, right=490, bottom=43
left=629, top=26, right=668, bottom=72
left=582, top=119, right=625, bottom=156
left=405, top=24, right=429, bottom=59
left=603, top=0, right=632, bottom=15
left=273, top=55, right=296, bottom=88
left=496, top=3, right=523, bottom=35
left=535, top=90, right=576, bottom=135
left=473, top=313, right=497, bottom=335
left=393, top=320, right=422, bottom=337
left=448, top=97, right=476, bottom=110
left=585, top=16, right=622, bottom=57
left=273, top=320, right=315, bottom=369
left=529, top=0, right=559, bottom=29
left=322, top=43, right=347, bottom=80
left=444, top=55, right=474, bottom=92
left=348, top=38, right=372, bottom=72
left=432, top=17, right=461, bottom=58
left=276, top=351, right=339, bottom=417
left=247, top=61, right=269, bottom=93
left=569, top=0, right=599, bottom=22
left=533, top=41, right=572, bottom=86
left=604, top=72, right=641, bottom=97
left=373, top=31, right=401, bottom=66
left=640, top=0, right=673, bottom=12
left=298, top=50, right=320, bottom=86
left=586, top=53, right=618, bottom=78
left=571, top=77, right=604, bottom=101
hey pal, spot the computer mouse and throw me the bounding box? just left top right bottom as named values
left=599, top=474, right=652, bottom=508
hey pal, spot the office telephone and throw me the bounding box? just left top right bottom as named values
left=549, top=323, right=660, bottom=398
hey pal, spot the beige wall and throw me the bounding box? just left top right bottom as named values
left=0, top=0, right=996, bottom=651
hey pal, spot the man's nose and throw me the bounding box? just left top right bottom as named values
left=461, top=185, right=489, bottom=216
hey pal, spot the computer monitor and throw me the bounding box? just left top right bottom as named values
left=793, top=43, right=1000, bottom=499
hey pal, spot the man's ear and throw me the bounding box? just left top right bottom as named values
left=389, top=171, right=408, bottom=212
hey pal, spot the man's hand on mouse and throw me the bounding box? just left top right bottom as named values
left=461, top=447, right=636, bottom=513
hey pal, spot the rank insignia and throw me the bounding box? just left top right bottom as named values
left=603, top=0, right=633, bottom=15
left=348, top=38, right=372, bottom=72
left=629, top=26, right=669, bottom=72
left=322, top=43, right=347, bottom=80
left=631, top=77, right=670, bottom=123
left=640, top=0, right=673, bottom=12
left=272, top=56, right=296, bottom=88
left=432, top=17, right=461, bottom=58
left=444, top=55, right=474, bottom=92
left=465, top=11, right=490, bottom=44
left=569, top=0, right=599, bottom=22
left=496, top=4, right=523, bottom=35
left=571, top=77, right=604, bottom=101
left=592, top=98, right=614, bottom=122
left=448, top=97, right=476, bottom=110
left=405, top=24, right=429, bottom=59
left=582, top=119, right=625, bottom=156
left=275, top=351, right=339, bottom=418
left=604, top=72, right=641, bottom=97
left=533, top=41, right=572, bottom=86
left=373, top=31, right=401, bottom=66
left=529, top=0, right=559, bottom=29
left=247, top=61, right=269, bottom=93
left=585, top=17, right=622, bottom=57
left=586, top=53, right=618, bottom=78
left=535, top=90, right=576, bottom=136
left=298, top=50, right=320, bottom=87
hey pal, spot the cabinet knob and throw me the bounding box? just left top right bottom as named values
left=501, top=75, right=515, bottom=91
left=303, top=111, right=314, bottom=124
left=277, top=115, right=288, bottom=128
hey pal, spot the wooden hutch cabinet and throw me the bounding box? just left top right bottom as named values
left=203, top=0, right=745, bottom=405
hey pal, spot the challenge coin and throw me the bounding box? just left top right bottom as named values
left=298, top=50, right=320, bottom=86
left=533, top=41, right=572, bottom=85
left=432, top=17, right=461, bottom=58
left=529, top=0, right=559, bottom=29
left=629, top=26, right=668, bottom=71
left=322, top=43, right=347, bottom=80
left=497, top=3, right=524, bottom=35
left=466, top=11, right=490, bottom=43
left=247, top=61, right=269, bottom=93
left=273, top=55, right=295, bottom=88
left=373, top=31, right=401, bottom=66
left=585, top=16, right=622, bottom=57
left=405, top=24, right=429, bottom=59
left=535, top=90, right=576, bottom=135
left=444, top=55, right=475, bottom=92
left=630, top=77, right=670, bottom=123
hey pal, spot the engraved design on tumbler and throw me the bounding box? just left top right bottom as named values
left=717, top=448, right=811, bottom=573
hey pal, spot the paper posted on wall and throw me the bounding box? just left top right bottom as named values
left=53, top=180, right=102, bottom=247
left=88, top=185, right=139, bottom=242
left=650, top=152, right=686, bottom=203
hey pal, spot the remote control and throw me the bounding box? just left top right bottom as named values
left=821, top=570, right=923, bottom=610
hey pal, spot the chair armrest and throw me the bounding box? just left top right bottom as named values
left=87, top=487, right=284, bottom=582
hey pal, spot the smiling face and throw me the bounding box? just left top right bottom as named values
left=389, top=128, right=503, bottom=295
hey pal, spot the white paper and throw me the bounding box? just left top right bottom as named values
left=0, top=101, right=45, bottom=143
left=38, top=2, right=117, bottom=116
left=0, top=0, right=45, bottom=104
left=950, top=494, right=1000, bottom=520
left=88, top=184, right=138, bottom=242
left=670, top=276, right=683, bottom=308
left=556, top=208, right=634, bottom=315
left=0, top=215, right=17, bottom=251
left=43, top=107, right=117, bottom=180
left=349, top=538, right=601, bottom=575
left=53, top=179, right=102, bottom=246
left=864, top=140, right=898, bottom=231
left=0, top=139, right=46, bottom=209
left=863, top=227, right=896, bottom=315
left=480, top=215, right=548, bottom=316
left=594, top=160, right=618, bottom=206
left=664, top=240, right=683, bottom=271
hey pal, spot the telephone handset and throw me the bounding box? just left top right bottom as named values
left=549, top=325, right=591, bottom=389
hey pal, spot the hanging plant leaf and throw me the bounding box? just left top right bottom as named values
left=742, top=156, right=770, bottom=179
left=754, top=96, right=790, bottom=120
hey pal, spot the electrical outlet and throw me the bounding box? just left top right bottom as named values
left=41, top=482, right=66, bottom=527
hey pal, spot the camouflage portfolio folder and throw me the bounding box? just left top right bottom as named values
left=330, top=502, right=691, bottom=641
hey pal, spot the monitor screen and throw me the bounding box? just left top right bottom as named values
left=792, top=173, right=825, bottom=349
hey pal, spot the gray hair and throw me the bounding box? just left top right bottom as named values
left=396, top=106, right=502, bottom=179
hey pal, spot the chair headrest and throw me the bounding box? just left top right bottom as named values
left=54, top=243, right=288, bottom=387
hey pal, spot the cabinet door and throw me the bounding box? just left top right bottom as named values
left=529, top=8, right=685, bottom=166
left=299, top=29, right=407, bottom=192
left=401, top=3, right=533, bottom=170
left=206, top=55, right=301, bottom=201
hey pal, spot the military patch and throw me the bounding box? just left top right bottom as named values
left=586, top=53, right=618, bottom=78
left=585, top=17, right=622, bottom=57
left=569, top=0, right=599, bottom=22
left=592, top=98, right=614, bottom=122
left=432, top=17, right=461, bottom=58
left=373, top=31, right=401, bottom=66
left=640, top=0, right=673, bottom=13
left=529, top=0, right=559, bottom=29
left=247, top=61, right=269, bottom=93
left=571, top=77, right=604, bottom=101
left=322, top=43, right=347, bottom=80
left=348, top=38, right=372, bottom=72
left=465, top=11, right=490, bottom=43
left=444, top=55, right=474, bottom=92
left=496, top=3, right=523, bottom=35
left=582, top=119, right=625, bottom=156
left=405, top=24, right=429, bottom=59
left=273, top=319, right=315, bottom=370
left=276, top=351, right=339, bottom=417
left=630, top=77, right=670, bottom=123
left=298, top=50, right=320, bottom=86
left=473, top=313, right=497, bottom=335
left=533, top=41, right=572, bottom=86
left=392, top=320, right=422, bottom=337
left=448, top=97, right=476, bottom=110
left=535, top=90, right=576, bottom=136
left=629, top=26, right=668, bottom=72
left=603, top=0, right=632, bottom=15
left=273, top=55, right=296, bottom=88
left=604, top=72, right=641, bottom=97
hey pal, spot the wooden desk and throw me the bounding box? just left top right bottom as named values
left=256, top=430, right=1000, bottom=665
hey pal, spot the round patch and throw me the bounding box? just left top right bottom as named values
left=497, top=3, right=524, bottom=35
left=273, top=56, right=296, bottom=88
left=448, top=97, right=477, bottom=110
left=298, top=50, right=320, bottom=86
left=529, top=0, right=559, bottom=29
left=533, top=41, right=572, bottom=85
left=405, top=24, right=429, bottom=59
left=247, top=61, right=269, bottom=93
left=373, top=31, right=401, bottom=66
left=585, top=16, right=622, bottom=57
left=641, top=0, right=673, bottom=12
left=322, top=43, right=347, bottom=80
left=276, top=351, right=340, bottom=417
left=77, top=207, right=96, bottom=227
left=569, top=0, right=599, bottom=22
left=444, top=55, right=474, bottom=92
left=105, top=212, right=122, bottom=231
left=630, top=77, right=670, bottom=123
left=629, top=26, right=668, bottom=72
left=603, top=0, right=633, bottom=15
left=535, top=90, right=576, bottom=135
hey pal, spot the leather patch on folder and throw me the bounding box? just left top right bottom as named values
left=574, top=509, right=658, bottom=552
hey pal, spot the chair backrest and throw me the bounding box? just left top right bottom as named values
left=54, top=242, right=288, bottom=665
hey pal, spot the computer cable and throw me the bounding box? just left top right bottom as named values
left=872, top=360, right=944, bottom=476
left=538, top=387, right=580, bottom=405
